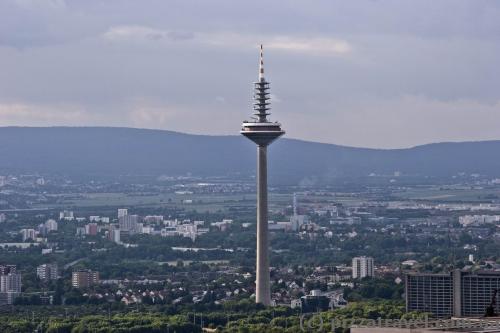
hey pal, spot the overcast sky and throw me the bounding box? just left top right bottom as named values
left=0, top=0, right=499, bottom=148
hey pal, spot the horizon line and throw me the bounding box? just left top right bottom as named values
left=0, top=125, right=499, bottom=151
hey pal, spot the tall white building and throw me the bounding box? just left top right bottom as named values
left=119, top=214, right=138, bottom=233
left=108, top=225, right=121, bottom=244
left=20, top=229, right=37, bottom=242
left=117, top=209, right=128, bottom=219
left=37, top=263, right=58, bottom=281
left=0, top=273, right=21, bottom=305
left=352, top=256, right=374, bottom=279
left=44, top=219, right=58, bottom=232
left=0, top=273, right=22, bottom=292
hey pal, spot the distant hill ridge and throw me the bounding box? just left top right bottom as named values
left=0, top=126, right=499, bottom=183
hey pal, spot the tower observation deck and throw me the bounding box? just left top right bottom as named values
left=240, top=45, right=284, bottom=306
left=241, top=45, right=285, bottom=146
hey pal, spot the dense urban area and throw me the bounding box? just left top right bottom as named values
left=1, top=172, right=500, bottom=332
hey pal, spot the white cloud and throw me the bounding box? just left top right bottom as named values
left=123, top=97, right=243, bottom=135
left=267, top=37, right=351, bottom=55
left=102, top=25, right=351, bottom=56
left=102, top=25, right=194, bottom=42
left=103, top=25, right=167, bottom=41
left=0, top=103, right=88, bottom=125
left=201, top=32, right=352, bottom=56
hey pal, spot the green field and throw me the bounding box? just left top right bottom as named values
left=34, top=191, right=295, bottom=213
left=31, top=186, right=499, bottom=213
left=392, top=187, right=500, bottom=202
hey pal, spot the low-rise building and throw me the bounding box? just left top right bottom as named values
left=59, top=210, right=74, bottom=221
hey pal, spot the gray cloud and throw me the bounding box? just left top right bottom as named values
left=0, top=0, right=499, bottom=148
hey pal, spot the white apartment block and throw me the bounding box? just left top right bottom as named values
left=44, top=219, right=58, bottom=232
left=36, top=263, right=58, bottom=281
left=117, top=209, right=128, bottom=219
left=59, top=210, right=74, bottom=221
left=352, top=256, right=374, bottom=279
left=20, top=229, right=37, bottom=242
left=0, top=273, right=22, bottom=293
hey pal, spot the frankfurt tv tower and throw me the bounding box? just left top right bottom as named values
left=241, top=45, right=285, bottom=305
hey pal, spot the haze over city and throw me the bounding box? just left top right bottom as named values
left=1, top=0, right=500, bottom=148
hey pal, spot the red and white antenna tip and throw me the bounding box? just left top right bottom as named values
left=259, top=44, right=265, bottom=81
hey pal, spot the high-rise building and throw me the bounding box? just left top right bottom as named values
left=108, top=224, right=121, bottom=243
left=405, top=270, right=500, bottom=318
left=44, top=219, right=58, bottom=232
left=75, top=227, right=86, bottom=237
left=0, top=272, right=21, bottom=305
left=72, top=270, right=99, bottom=289
left=85, top=223, right=98, bottom=236
left=36, top=263, right=59, bottom=281
left=352, top=256, right=374, bottom=279
left=0, top=273, right=22, bottom=293
left=119, top=214, right=139, bottom=234
left=117, top=209, right=128, bottom=219
left=240, top=45, right=285, bottom=305
left=20, top=228, right=37, bottom=242
left=405, top=272, right=453, bottom=318
left=37, top=223, right=47, bottom=236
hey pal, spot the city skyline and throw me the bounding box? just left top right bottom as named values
left=3, top=1, right=500, bottom=330
left=1, top=1, right=500, bottom=148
